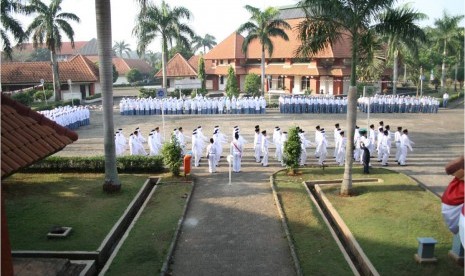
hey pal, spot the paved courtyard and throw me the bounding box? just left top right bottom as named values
left=55, top=98, right=464, bottom=275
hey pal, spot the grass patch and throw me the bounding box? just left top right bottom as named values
left=105, top=180, right=192, bottom=275
left=3, top=173, right=149, bottom=251
left=274, top=169, right=353, bottom=275
left=300, top=166, right=462, bottom=276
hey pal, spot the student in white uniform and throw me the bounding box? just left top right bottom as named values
left=261, top=130, right=269, bottom=167
left=230, top=133, right=243, bottom=172
left=398, top=129, right=414, bottom=166
left=206, top=138, right=217, bottom=173
left=253, top=126, right=262, bottom=163
left=394, top=126, right=402, bottom=162
left=336, top=131, right=347, bottom=166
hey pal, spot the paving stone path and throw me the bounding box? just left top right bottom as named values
left=170, top=157, right=295, bottom=275
left=55, top=97, right=463, bottom=274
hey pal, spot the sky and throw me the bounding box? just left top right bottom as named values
left=11, top=0, right=465, bottom=54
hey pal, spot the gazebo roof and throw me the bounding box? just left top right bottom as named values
left=1, top=94, right=78, bottom=179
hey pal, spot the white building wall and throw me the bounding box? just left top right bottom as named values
left=320, top=76, right=334, bottom=95
left=343, top=77, right=350, bottom=95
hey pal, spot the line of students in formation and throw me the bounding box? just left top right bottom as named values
left=118, top=95, right=267, bottom=116
left=39, top=105, right=90, bottom=130
left=278, top=95, right=348, bottom=114
left=357, top=95, right=440, bottom=113
left=114, top=120, right=415, bottom=174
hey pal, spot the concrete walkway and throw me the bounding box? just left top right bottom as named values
left=170, top=157, right=295, bottom=276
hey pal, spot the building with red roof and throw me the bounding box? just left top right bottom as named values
left=1, top=55, right=100, bottom=100
left=156, top=5, right=389, bottom=95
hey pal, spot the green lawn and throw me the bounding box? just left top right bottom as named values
left=105, top=181, right=192, bottom=275
left=3, top=173, right=149, bottom=251
left=274, top=170, right=354, bottom=275
left=295, top=166, right=462, bottom=276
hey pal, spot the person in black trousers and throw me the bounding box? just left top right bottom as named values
left=361, top=141, right=371, bottom=174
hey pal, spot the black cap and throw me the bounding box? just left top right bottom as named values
left=340, top=131, right=345, bottom=135
left=255, top=125, right=260, bottom=128
left=379, top=121, right=384, bottom=125
left=316, top=125, right=320, bottom=130
left=397, top=126, right=402, bottom=131
left=335, top=123, right=339, bottom=127
left=262, top=130, right=266, bottom=134
left=155, top=127, right=159, bottom=130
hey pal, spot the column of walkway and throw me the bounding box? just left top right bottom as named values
left=170, top=160, right=296, bottom=275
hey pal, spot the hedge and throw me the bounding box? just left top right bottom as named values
left=22, top=155, right=165, bottom=173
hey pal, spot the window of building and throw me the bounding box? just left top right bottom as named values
left=220, top=76, right=224, bottom=85
left=220, top=60, right=224, bottom=65
left=278, top=76, right=284, bottom=89
left=301, top=77, right=310, bottom=90
left=167, top=79, right=171, bottom=87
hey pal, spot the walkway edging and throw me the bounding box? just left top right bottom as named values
left=270, top=172, right=303, bottom=276
left=160, top=179, right=196, bottom=276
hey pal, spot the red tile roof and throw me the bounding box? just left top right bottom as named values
left=1, top=55, right=99, bottom=85
left=1, top=94, right=78, bottom=179
left=155, top=53, right=197, bottom=77
left=86, top=56, right=153, bottom=76
left=15, top=41, right=89, bottom=56
left=204, top=32, right=246, bottom=60
left=244, top=18, right=352, bottom=59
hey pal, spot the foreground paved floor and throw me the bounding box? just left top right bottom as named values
left=170, top=157, right=295, bottom=275
left=52, top=99, right=464, bottom=274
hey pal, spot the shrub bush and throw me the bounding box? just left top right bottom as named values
left=244, top=74, right=261, bottom=97
left=12, top=91, right=35, bottom=105
left=126, top=69, right=143, bottom=83
left=283, top=126, right=302, bottom=174
left=22, top=155, right=164, bottom=173
left=139, top=88, right=157, bottom=98
left=161, top=135, right=183, bottom=176
left=85, top=93, right=102, bottom=100
left=33, top=90, right=53, bottom=101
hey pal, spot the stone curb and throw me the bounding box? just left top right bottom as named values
left=160, top=179, right=196, bottom=276
left=97, top=177, right=158, bottom=268
left=270, top=171, right=303, bottom=276
left=314, top=184, right=380, bottom=276
left=302, top=183, right=360, bottom=276
left=98, top=178, right=161, bottom=275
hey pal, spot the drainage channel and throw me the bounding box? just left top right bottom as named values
left=307, top=184, right=365, bottom=276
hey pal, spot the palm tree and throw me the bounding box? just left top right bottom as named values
left=26, top=0, right=80, bottom=101
left=1, top=0, right=27, bottom=59
left=113, top=40, right=132, bottom=58
left=432, top=11, right=464, bottom=91
left=383, top=5, right=427, bottom=95
left=192, top=34, right=217, bottom=54
left=133, top=1, right=195, bottom=89
left=95, top=0, right=120, bottom=191
left=296, top=0, right=427, bottom=195
left=238, top=5, right=291, bottom=95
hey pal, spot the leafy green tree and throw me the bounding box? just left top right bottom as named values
left=133, top=1, right=195, bottom=89
left=382, top=4, right=427, bottom=94
left=238, top=5, right=291, bottom=95
left=432, top=11, right=464, bottom=91
left=168, top=43, right=193, bottom=60
left=26, top=48, right=50, bottom=61
left=1, top=0, right=28, bottom=59
left=95, top=0, right=121, bottom=191
left=112, top=40, right=132, bottom=58
left=244, top=73, right=261, bottom=96
left=33, top=89, right=53, bottom=101
left=192, top=33, right=217, bottom=54
left=283, top=126, right=301, bottom=175
left=126, top=68, right=142, bottom=83
left=162, top=134, right=183, bottom=176
left=297, top=0, right=428, bottom=195
left=225, top=66, right=239, bottom=98
left=26, top=0, right=80, bottom=101
left=112, top=64, right=119, bottom=83
left=198, top=56, right=206, bottom=90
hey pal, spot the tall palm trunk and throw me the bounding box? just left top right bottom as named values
left=50, top=50, right=61, bottom=101
left=341, top=31, right=358, bottom=196
left=392, top=49, right=398, bottom=95
left=161, top=39, right=168, bottom=89
left=441, top=39, right=447, bottom=90
left=261, top=46, right=265, bottom=96
left=403, top=64, right=407, bottom=83
left=96, top=0, right=120, bottom=191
